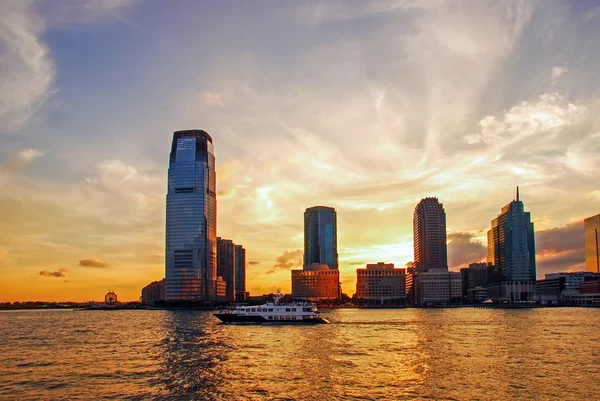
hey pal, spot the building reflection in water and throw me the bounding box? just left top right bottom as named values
left=154, top=311, right=228, bottom=400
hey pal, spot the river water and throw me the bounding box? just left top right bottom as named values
left=0, top=308, right=598, bottom=400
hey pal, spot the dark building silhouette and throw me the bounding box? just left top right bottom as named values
left=141, top=279, right=165, bottom=304
left=304, top=206, right=338, bottom=269
left=217, top=237, right=236, bottom=302
left=165, top=130, right=217, bottom=302
left=413, top=197, right=448, bottom=272
left=235, top=244, right=246, bottom=301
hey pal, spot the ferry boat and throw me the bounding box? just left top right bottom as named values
left=214, top=292, right=329, bottom=324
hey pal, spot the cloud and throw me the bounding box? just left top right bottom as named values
left=348, top=261, right=365, bottom=266
left=447, top=232, right=487, bottom=269
left=0, top=148, right=44, bottom=174
left=464, top=93, right=586, bottom=145
left=201, top=92, right=223, bottom=106
left=39, top=268, right=67, bottom=278
left=79, top=258, right=110, bottom=268
left=551, top=66, right=568, bottom=81
left=0, top=1, right=54, bottom=132
left=248, top=260, right=260, bottom=265
left=266, top=249, right=302, bottom=274
left=535, top=222, right=585, bottom=276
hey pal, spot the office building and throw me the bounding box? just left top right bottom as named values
left=584, top=214, right=600, bottom=273
left=413, top=198, right=448, bottom=272
left=355, top=263, right=406, bottom=305
left=235, top=244, right=247, bottom=301
left=304, top=206, right=338, bottom=269
left=486, top=188, right=536, bottom=302
left=141, top=279, right=165, bottom=304
left=291, top=264, right=339, bottom=301
left=217, top=237, right=236, bottom=302
left=413, top=269, right=462, bottom=306
left=460, top=262, right=488, bottom=297
left=165, top=130, right=217, bottom=302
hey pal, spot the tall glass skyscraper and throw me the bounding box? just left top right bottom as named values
left=486, top=189, right=536, bottom=302
left=304, top=206, right=338, bottom=269
left=165, top=130, right=217, bottom=302
left=413, top=198, right=448, bottom=272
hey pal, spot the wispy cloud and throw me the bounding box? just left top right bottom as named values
left=79, top=258, right=110, bottom=268
left=0, top=148, right=44, bottom=174
left=39, top=268, right=68, bottom=278
left=0, top=1, right=54, bottom=132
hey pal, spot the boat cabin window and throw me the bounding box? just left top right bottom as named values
left=268, top=308, right=273, bottom=312
left=303, top=308, right=311, bottom=312
left=251, top=308, right=256, bottom=312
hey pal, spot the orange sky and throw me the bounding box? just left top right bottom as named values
left=1, top=1, right=599, bottom=301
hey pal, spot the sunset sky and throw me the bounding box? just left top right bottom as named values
left=1, top=1, right=600, bottom=302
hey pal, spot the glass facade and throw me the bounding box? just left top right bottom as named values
left=584, top=214, right=600, bottom=273
left=486, top=199, right=536, bottom=283
left=165, top=130, right=217, bottom=302
left=413, top=198, right=448, bottom=272
left=303, top=206, right=338, bottom=269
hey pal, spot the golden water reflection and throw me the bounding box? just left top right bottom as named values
left=1, top=308, right=599, bottom=400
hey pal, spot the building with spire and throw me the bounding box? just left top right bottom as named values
left=486, top=187, right=537, bottom=302
left=165, top=130, right=217, bottom=303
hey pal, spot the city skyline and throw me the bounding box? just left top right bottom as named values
left=2, top=1, right=600, bottom=301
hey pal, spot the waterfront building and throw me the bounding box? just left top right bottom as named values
left=413, top=198, right=448, bottom=272
left=355, top=263, right=406, bottom=305
left=304, top=206, right=338, bottom=269
left=217, top=237, right=236, bottom=302
left=215, top=276, right=227, bottom=302
left=291, top=264, right=340, bottom=301
left=413, top=269, right=462, bottom=306
left=235, top=244, right=246, bottom=301
left=537, top=271, right=600, bottom=304
left=141, top=279, right=165, bottom=304
left=580, top=279, right=600, bottom=294
left=165, top=130, right=217, bottom=302
left=466, top=287, right=488, bottom=303
left=584, top=214, right=600, bottom=273
left=486, top=188, right=536, bottom=302
left=460, top=262, right=488, bottom=299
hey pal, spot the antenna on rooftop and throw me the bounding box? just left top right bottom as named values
left=516, top=186, right=520, bottom=202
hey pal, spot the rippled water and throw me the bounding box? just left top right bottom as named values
left=1, top=308, right=599, bottom=400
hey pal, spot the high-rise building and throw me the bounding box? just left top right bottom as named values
left=584, top=214, right=600, bottom=273
left=486, top=188, right=536, bottom=302
left=291, top=264, right=340, bottom=301
left=217, top=237, right=236, bottom=302
left=355, top=263, right=407, bottom=305
left=165, top=130, right=217, bottom=302
left=234, top=244, right=246, bottom=301
left=413, top=197, right=448, bottom=272
left=304, top=206, right=338, bottom=269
